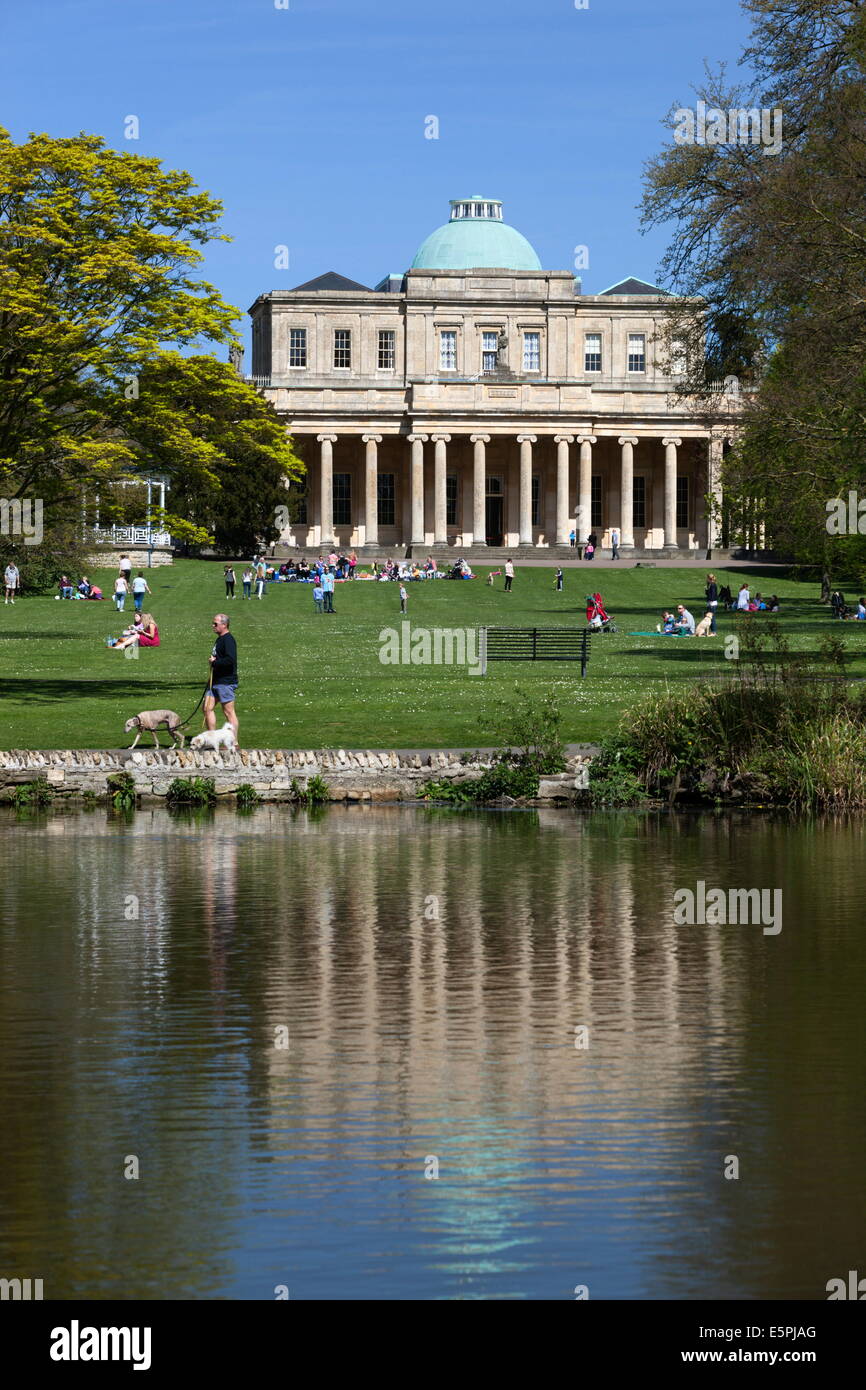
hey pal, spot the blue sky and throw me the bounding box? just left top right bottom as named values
left=5, top=0, right=751, bottom=354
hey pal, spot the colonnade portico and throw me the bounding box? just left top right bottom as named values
left=299, top=428, right=713, bottom=552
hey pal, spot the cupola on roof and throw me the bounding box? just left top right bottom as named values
left=410, top=196, right=542, bottom=272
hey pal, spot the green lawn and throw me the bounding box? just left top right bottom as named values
left=0, top=560, right=860, bottom=749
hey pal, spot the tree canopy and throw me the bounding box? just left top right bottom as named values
left=641, top=1, right=866, bottom=572
left=0, top=127, right=301, bottom=553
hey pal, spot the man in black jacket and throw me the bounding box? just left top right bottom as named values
left=205, top=613, right=239, bottom=741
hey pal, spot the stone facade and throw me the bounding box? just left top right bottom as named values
left=248, top=201, right=740, bottom=555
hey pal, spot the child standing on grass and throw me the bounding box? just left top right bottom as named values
left=399, top=583, right=408, bottom=614
left=313, top=579, right=324, bottom=613
left=555, top=568, right=563, bottom=591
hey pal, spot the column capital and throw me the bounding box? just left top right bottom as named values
left=470, top=433, right=491, bottom=444
left=554, top=434, right=575, bottom=445
left=316, top=433, right=338, bottom=444
left=407, top=433, right=429, bottom=444
left=576, top=434, right=597, bottom=446
left=517, top=434, right=537, bottom=444
left=430, top=433, right=451, bottom=443
left=362, top=433, right=382, bottom=444
left=618, top=435, right=639, bottom=447
left=662, top=436, right=682, bottom=448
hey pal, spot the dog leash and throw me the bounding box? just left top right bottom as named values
left=175, top=676, right=213, bottom=732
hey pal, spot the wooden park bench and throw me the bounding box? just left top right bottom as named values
left=479, top=626, right=591, bottom=677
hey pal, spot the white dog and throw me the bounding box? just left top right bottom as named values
left=190, top=726, right=236, bottom=752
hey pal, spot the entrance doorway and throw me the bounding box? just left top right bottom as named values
left=486, top=477, right=503, bottom=545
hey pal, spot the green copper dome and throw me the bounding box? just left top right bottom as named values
left=411, top=197, right=542, bottom=272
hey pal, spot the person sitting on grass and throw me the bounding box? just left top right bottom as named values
left=58, top=575, right=74, bottom=599
left=137, top=612, right=159, bottom=646
left=676, top=604, right=696, bottom=635
left=110, top=613, right=143, bottom=649
left=77, top=576, right=91, bottom=598
left=656, top=610, right=677, bottom=634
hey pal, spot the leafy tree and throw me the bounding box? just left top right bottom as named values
left=0, top=127, right=236, bottom=509
left=113, top=354, right=303, bottom=554
left=641, top=1, right=866, bottom=575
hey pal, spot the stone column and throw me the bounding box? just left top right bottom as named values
left=618, top=435, right=638, bottom=552
left=707, top=433, right=724, bottom=554
left=362, top=434, right=381, bottom=548
left=576, top=434, right=596, bottom=545
left=470, top=434, right=489, bottom=546
left=408, top=434, right=428, bottom=545
left=662, top=436, right=681, bottom=554
left=517, top=434, right=536, bottom=546
left=431, top=434, right=450, bottom=545
left=554, top=435, right=574, bottom=545
left=317, top=433, right=337, bottom=547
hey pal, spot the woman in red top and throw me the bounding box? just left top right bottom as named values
left=137, top=613, right=160, bottom=646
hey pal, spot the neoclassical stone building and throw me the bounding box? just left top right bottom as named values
left=249, top=197, right=735, bottom=555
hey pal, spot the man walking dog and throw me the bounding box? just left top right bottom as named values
left=205, top=614, right=239, bottom=743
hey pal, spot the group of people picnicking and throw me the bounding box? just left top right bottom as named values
left=830, top=590, right=866, bottom=621
left=654, top=576, right=782, bottom=637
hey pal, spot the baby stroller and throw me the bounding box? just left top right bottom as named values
left=585, top=592, right=617, bottom=633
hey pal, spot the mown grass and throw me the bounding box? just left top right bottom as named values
left=0, top=559, right=863, bottom=749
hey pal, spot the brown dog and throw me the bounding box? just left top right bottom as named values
left=124, top=711, right=186, bottom=749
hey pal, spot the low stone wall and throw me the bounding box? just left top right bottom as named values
left=87, top=548, right=173, bottom=568
left=0, top=746, right=600, bottom=803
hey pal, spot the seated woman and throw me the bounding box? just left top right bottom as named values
left=111, top=613, right=144, bottom=649
left=59, top=575, right=74, bottom=599
left=137, top=612, right=160, bottom=646
left=77, top=576, right=91, bottom=598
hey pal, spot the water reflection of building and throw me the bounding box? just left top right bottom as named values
left=5, top=805, right=841, bottom=1298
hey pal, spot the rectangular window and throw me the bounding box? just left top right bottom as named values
left=584, top=332, right=602, bottom=373
left=633, top=476, right=646, bottom=529
left=591, top=475, right=602, bottom=529
left=627, top=333, right=646, bottom=373
left=676, top=476, right=689, bottom=529
left=482, top=331, right=499, bottom=373
left=333, top=472, right=351, bottom=526
left=289, top=327, right=307, bottom=368
left=671, top=337, right=686, bottom=376
left=439, top=330, right=457, bottom=371
left=446, top=475, right=458, bottom=526
left=333, top=329, right=351, bottom=369
left=377, top=330, right=395, bottom=370
left=377, top=473, right=395, bottom=527
left=531, top=475, right=540, bottom=526
left=523, top=332, right=540, bottom=372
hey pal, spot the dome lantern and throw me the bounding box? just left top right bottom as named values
left=411, top=197, right=542, bottom=272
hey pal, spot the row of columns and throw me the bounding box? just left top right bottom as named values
left=317, top=431, right=690, bottom=550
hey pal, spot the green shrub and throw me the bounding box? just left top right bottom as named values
left=166, top=776, right=216, bottom=806
left=289, top=774, right=330, bottom=806
left=235, top=783, right=260, bottom=807
left=10, top=779, right=53, bottom=807
left=605, top=629, right=866, bottom=810
left=586, top=740, right=648, bottom=806
left=305, top=775, right=330, bottom=805
left=106, top=770, right=137, bottom=810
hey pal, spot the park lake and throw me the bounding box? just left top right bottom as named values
left=1, top=801, right=864, bottom=1300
